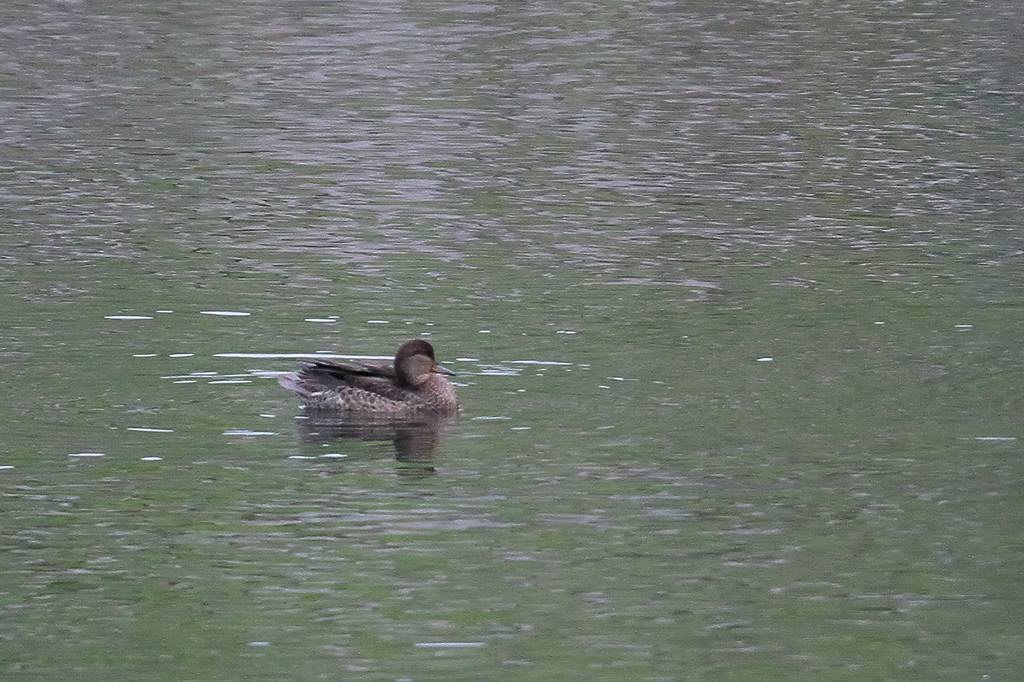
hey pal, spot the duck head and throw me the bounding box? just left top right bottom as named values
left=395, top=339, right=455, bottom=387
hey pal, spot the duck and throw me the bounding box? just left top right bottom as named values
left=278, top=339, right=459, bottom=417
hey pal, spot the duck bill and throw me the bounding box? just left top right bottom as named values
left=432, top=363, right=456, bottom=377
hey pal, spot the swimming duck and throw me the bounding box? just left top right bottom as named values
left=278, top=339, right=459, bottom=417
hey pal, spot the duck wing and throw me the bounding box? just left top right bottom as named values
left=279, top=358, right=427, bottom=413
left=302, top=358, right=395, bottom=382
left=291, top=359, right=415, bottom=400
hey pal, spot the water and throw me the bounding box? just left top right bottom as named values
left=2, top=1, right=1023, bottom=679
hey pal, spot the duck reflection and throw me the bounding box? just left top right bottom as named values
left=294, top=412, right=452, bottom=469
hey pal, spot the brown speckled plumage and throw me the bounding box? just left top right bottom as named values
left=279, top=340, right=459, bottom=417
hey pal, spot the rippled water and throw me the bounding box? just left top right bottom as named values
left=2, top=1, right=1023, bottom=679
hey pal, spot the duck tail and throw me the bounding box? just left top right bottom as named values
left=277, top=372, right=310, bottom=398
